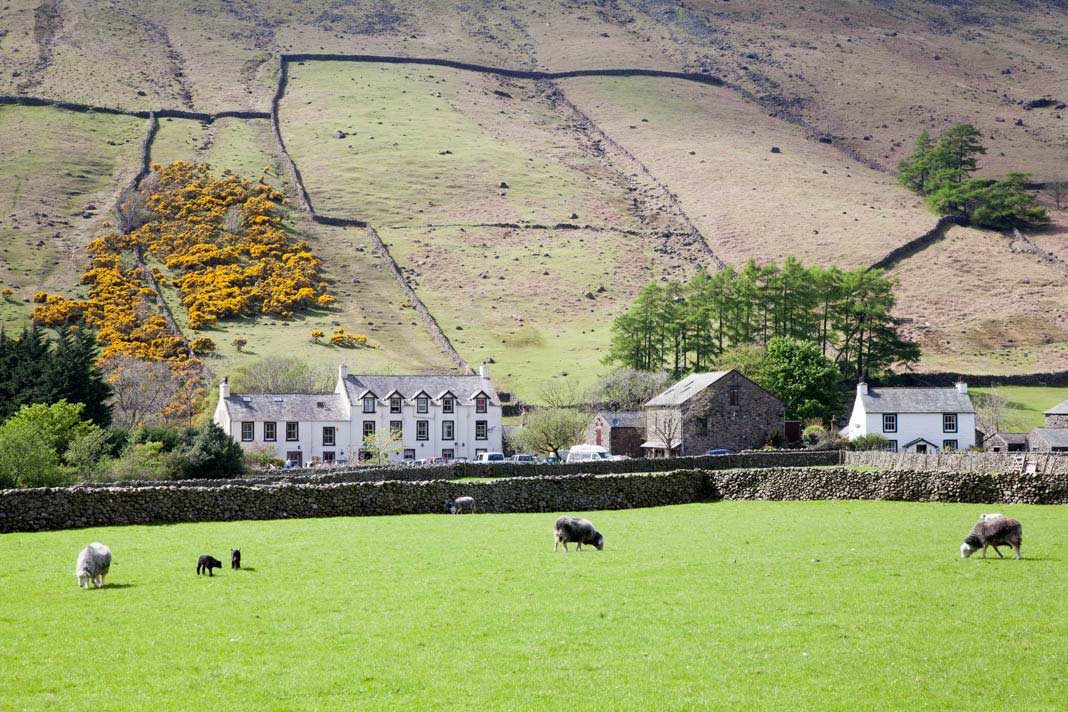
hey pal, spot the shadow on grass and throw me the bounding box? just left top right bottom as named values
left=236, top=567, right=257, bottom=572
left=100, top=583, right=136, bottom=589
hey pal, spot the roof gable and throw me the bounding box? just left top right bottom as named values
left=222, top=393, right=347, bottom=421
left=342, top=373, right=500, bottom=406
left=1044, top=398, right=1068, bottom=416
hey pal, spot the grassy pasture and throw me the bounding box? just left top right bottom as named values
left=557, top=75, right=937, bottom=269
left=0, top=105, right=143, bottom=326
left=890, top=226, right=1068, bottom=375
left=1, top=501, right=1065, bottom=710
left=278, top=61, right=648, bottom=230
left=971, top=386, right=1068, bottom=431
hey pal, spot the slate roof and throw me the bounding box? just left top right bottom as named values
left=596, top=411, right=643, bottom=428
left=645, top=372, right=730, bottom=407
left=1030, top=428, right=1068, bottom=448
left=342, top=374, right=499, bottom=405
left=1044, top=398, right=1068, bottom=416
left=858, top=387, right=975, bottom=414
left=221, top=393, right=347, bottom=421
left=985, top=432, right=1029, bottom=445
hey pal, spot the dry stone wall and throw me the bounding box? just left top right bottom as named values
left=843, top=450, right=1068, bottom=474
left=3, top=466, right=1066, bottom=533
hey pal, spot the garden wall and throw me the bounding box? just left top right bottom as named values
left=3, top=466, right=1066, bottom=533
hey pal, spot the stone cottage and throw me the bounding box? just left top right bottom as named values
left=1027, top=428, right=1068, bottom=453
left=585, top=412, right=644, bottom=458
left=641, top=370, right=785, bottom=457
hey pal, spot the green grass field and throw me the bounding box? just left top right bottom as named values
left=3, top=501, right=1065, bottom=710
left=972, top=386, right=1068, bottom=431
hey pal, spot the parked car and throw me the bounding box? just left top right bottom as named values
left=512, top=454, right=536, bottom=464
left=543, top=455, right=561, bottom=464
left=474, top=452, right=506, bottom=463
left=704, top=448, right=736, bottom=456
left=566, top=444, right=612, bottom=463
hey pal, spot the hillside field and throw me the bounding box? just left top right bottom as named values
left=2, top=501, right=1066, bottom=710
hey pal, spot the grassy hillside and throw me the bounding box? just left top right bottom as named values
left=2, top=501, right=1066, bottom=709
left=1, top=1, right=1067, bottom=398
left=972, top=385, right=1068, bottom=431
left=0, top=106, right=144, bottom=324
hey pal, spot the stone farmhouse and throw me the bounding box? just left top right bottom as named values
left=845, top=381, right=976, bottom=452
left=641, top=370, right=785, bottom=457
left=214, top=364, right=503, bottom=465
left=585, top=412, right=644, bottom=458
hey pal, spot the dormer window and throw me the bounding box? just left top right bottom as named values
left=362, top=395, right=376, bottom=413
left=442, top=397, right=454, bottom=414
left=417, top=396, right=429, bottom=414
left=476, top=396, right=487, bottom=414
left=390, top=395, right=402, bottom=414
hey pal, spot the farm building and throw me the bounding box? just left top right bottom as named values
left=1027, top=428, right=1068, bottom=453
left=983, top=432, right=1029, bottom=453
left=215, top=363, right=503, bottom=465
left=585, top=412, right=644, bottom=458
left=641, top=370, right=785, bottom=457
left=1043, top=398, right=1068, bottom=428
left=845, top=381, right=976, bottom=452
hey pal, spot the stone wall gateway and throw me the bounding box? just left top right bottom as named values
left=3, top=466, right=1066, bottom=534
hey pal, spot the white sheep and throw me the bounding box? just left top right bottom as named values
left=75, top=542, right=112, bottom=588
left=447, top=496, right=477, bottom=515
left=979, top=512, right=1004, bottom=522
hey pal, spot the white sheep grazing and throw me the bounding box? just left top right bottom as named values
left=980, top=513, right=1004, bottom=522
left=448, top=496, right=477, bottom=515
left=75, top=542, right=112, bottom=588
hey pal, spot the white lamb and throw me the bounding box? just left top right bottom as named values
left=75, top=542, right=112, bottom=589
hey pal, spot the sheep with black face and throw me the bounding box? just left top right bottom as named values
left=554, top=516, right=604, bottom=552
left=961, top=516, right=1022, bottom=559
left=446, top=496, right=476, bottom=515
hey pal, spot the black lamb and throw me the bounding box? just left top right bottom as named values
left=231, top=549, right=241, bottom=570
left=961, top=517, right=1022, bottom=559
left=197, top=555, right=223, bottom=576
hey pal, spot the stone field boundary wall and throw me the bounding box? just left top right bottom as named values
left=3, top=466, right=1066, bottom=533
left=843, top=450, right=1068, bottom=474
left=68, top=450, right=842, bottom=489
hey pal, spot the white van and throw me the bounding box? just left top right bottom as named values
left=474, top=452, right=506, bottom=463
left=565, top=444, right=612, bottom=464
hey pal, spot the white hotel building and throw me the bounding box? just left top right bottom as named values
left=214, top=363, right=503, bottom=465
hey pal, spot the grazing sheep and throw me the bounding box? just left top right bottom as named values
left=554, top=516, right=604, bottom=552
left=75, top=542, right=112, bottom=589
left=197, top=555, right=223, bottom=576
left=961, top=517, right=1022, bottom=559
left=980, top=512, right=1004, bottom=522
left=231, top=549, right=241, bottom=570
left=446, top=496, right=476, bottom=515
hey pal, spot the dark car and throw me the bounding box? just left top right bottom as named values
left=704, top=448, right=736, bottom=456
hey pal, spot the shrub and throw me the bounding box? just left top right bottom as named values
left=850, top=434, right=893, bottom=451
left=802, top=424, right=827, bottom=446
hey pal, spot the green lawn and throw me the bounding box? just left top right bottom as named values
left=2, top=501, right=1066, bottom=710
left=972, top=385, right=1068, bottom=431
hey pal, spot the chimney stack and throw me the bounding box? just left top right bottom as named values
left=339, top=364, right=349, bottom=382
left=857, top=381, right=868, bottom=396
left=955, top=380, right=968, bottom=394
left=220, top=376, right=230, bottom=399
left=480, top=362, right=490, bottom=379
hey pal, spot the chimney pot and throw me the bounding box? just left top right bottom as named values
left=857, top=381, right=868, bottom=396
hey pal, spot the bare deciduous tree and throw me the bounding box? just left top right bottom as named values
left=514, top=408, right=589, bottom=459
left=972, top=386, right=1024, bottom=436
left=647, top=409, right=683, bottom=458
left=104, top=356, right=180, bottom=428
left=230, top=356, right=334, bottom=394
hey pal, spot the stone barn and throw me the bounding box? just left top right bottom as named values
left=641, top=370, right=785, bottom=457
left=586, top=412, right=644, bottom=458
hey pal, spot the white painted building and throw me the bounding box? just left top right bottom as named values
left=214, top=363, right=503, bottom=466
left=845, top=381, right=976, bottom=453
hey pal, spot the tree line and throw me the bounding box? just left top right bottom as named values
left=605, top=259, right=919, bottom=383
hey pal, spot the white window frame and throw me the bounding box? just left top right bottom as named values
left=475, top=420, right=488, bottom=440
left=241, top=422, right=254, bottom=442
left=323, top=426, right=336, bottom=447
left=416, top=420, right=429, bottom=441
left=363, top=396, right=376, bottom=414
left=263, top=421, right=276, bottom=442
left=442, top=420, right=454, bottom=440
left=943, top=413, right=958, bottom=433
left=882, top=413, right=897, bottom=433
